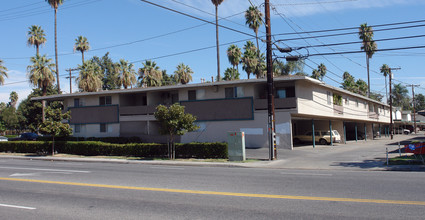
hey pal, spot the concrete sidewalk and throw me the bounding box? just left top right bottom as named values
left=1, top=133, right=424, bottom=171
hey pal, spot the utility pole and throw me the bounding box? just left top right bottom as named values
left=410, top=84, right=420, bottom=134
left=388, top=67, right=401, bottom=139
left=265, top=0, right=276, bottom=160
left=65, top=68, right=78, bottom=94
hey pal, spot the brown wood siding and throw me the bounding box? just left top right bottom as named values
left=181, top=98, right=253, bottom=121
left=69, top=105, right=119, bottom=124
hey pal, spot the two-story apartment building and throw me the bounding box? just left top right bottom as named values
left=34, top=76, right=390, bottom=150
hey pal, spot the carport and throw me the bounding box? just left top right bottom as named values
left=291, top=117, right=344, bottom=148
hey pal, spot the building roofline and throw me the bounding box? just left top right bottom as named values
left=31, top=75, right=389, bottom=106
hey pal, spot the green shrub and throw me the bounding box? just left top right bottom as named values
left=0, top=141, right=228, bottom=159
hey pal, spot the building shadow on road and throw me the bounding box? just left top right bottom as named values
left=331, top=159, right=385, bottom=169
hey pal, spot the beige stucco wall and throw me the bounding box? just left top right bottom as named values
left=72, top=123, right=120, bottom=137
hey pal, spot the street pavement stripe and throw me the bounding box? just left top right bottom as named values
left=0, top=203, right=36, bottom=210
left=1, top=177, right=425, bottom=206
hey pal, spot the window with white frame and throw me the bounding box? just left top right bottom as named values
left=99, top=96, right=112, bottom=106
left=327, top=91, right=332, bottom=105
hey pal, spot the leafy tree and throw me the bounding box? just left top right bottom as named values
left=273, top=59, right=305, bottom=76
left=380, top=64, right=390, bottom=102
left=27, top=25, right=46, bottom=56
left=245, top=6, right=263, bottom=54
left=46, top=0, right=65, bottom=93
left=174, top=63, right=193, bottom=85
left=223, top=67, right=239, bottom=81
left=138, top=60, right=162, bottom=87
left=27, top=54, right=56, bottom=121
left=17, top=86, right=60, bottom=132
left=1, top=106, right=19, bottom=132
left=39, top=106, right=72, bottom=156
left=0, top=102, right=6, bottom=112
left=77, top=60, right=103, bottom=92
left=370, top=92, right=383, bottom=102
left=356, top=79, right=368, bottom=96
left=91, top=53, right=120, bottom=90
left=211, top=0, right=224, bottom=81
left=241, top=41, right=258, bottom=79
left=117, top=59, right=136, bottom=89
left=342, top=71, right=355, bottom=92
left=392, top=83, right=410, bottom=109
left=0, top=59, right=8, bottom=85
left=359, top=23, right=377, bottom=97
left=414, top=94, right=425, bottom=111
left=154, top=103, right=199, bottom=159
left=227, top=44, right=242, bottom=72
left=74, top=36, right=90, bottom=63
left=9, top=91, right=18, bottom=108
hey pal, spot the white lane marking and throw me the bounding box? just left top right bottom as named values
left=280, top=172, right=333, bottom=176
left=150, top=166, right=185, bottom=170
left=0, top=166, right=90, bottom=173
left=0, top=203, right=36, bottom=210
left=9, top=173, right=39, bottom=177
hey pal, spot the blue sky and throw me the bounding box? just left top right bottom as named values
left=1, top=0, right=425, bottom=104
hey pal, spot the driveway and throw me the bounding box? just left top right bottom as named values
left=246, top=132, right=425, bottom=170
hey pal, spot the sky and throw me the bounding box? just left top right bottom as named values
left=1, top=0, right=425, bottom=105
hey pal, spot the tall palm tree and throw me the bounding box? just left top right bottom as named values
left=223, top=67, right=239, bottom=81
left=27, top=25, right=46, bottom=56
left=27, top=54, right=56, bottom=121
left=318, top=63, right=327, bottom=81
left=227, top=44, right=242, bottom=72
left=46, top=0, right=65, bottom=93
left=76, top=60, right=103, bottom=92
left=241, top=41, right=258, bottom=79
left=74, top=36, right=90, bottom=64
left=138, top=60, right=162, bottom=87
left=117, top=59, right=136, bottom=89
left=174, top=63, right=193, bottom=85
left=9, top=91, right=18, bottom=108
left=359, top=23, right=377, bottom=98
left=0, top=59, right=8, bottom=85
left=380, top=64, right=390, bottom=103
left=342, top=71, right=356, bottom=93
left=245, top=6, right=263, bottom=52
left=211, top=0, right=224, bottom=81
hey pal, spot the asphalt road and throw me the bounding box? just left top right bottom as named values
left=0, top=159, right=424, bottom=219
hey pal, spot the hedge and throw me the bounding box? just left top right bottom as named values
left=37, top=136, right=143, bottom=144
left=0, top=141, right=228, bottom=159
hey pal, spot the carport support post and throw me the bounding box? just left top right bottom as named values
left=343, top=122, right=346, bottom=144
left=364, top=123, right=367, bottom=141
left=329, top=120, right=333, bottom=146
left=372, top=123, right=374, bottom=140
left=379, top=124, right=381, bottom=138
left=312, top=119, right=315, bottom=148
left=355, top=123, right=358, bottom=142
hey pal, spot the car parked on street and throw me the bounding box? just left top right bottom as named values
left=0, top=136, right=8, bottom=141
left=293, top=130, right=341, bottom=145
left=8, top=133, right=39, bottom=141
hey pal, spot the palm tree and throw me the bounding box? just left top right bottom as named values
left=174, top=63, right=193, bottom=85
left=211, top=0, right=224, bottom=81
left=27, top=54, right=56, bottom=121
left=356, top=79, right=368, bottom=96
left=0, top=59, right=8, bottom=85
left=342, top=71, right=355, bottom=93
left=46, top=0, right=65, bottom=93
left=27, top=25, right=46, bottom=56
left=241, top=41, right=258, bottom=79
left=116, top=59, right=136, bottom=89
left=9, top=92, right=18, bottom=108
left=318, top=63, right=327, bottom=81
left=223, top=68, right=239, bottom=81
left=76, top=60, right=103, bottom=92
left=74, top=36, right=90, bottom=64
left=359, top=23, right=377, bottom=98
left=138, top=60, right=162, bottom=87
left=380, top=64, right=390, bottom=103
left=245, top=6, right=263, bottom=52
left=227, top=44, right=242, bottom=72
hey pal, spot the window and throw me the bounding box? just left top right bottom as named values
left=99, top=96, right=112, bottom=105
left=277, top=89, right=287, bottom=98
left=100, top=123, right=107, bottom=133
left=364, top=102, right=367, bottom=109
left=345, top=97, right=349, bottom=106
left=74, top=125, right=81, bottom=133
left=356, top=99, right=359, bottom=107
left=74, top=98, right=80, bottom=107
left=276, top=87, right=295, bottom=98
left=188, top=90, right=196, bottom=101
left=225, top=87, right=235, bottom=98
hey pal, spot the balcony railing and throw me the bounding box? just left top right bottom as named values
left=254, top=97, right=297, bottom=110
left=368, top=112, right=379, bottom=119
left=119, top=105, right=156, bottom=116
left=333, top=104, right=343, bottom=115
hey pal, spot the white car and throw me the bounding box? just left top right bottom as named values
left=0, top=136, right=8, bottom=141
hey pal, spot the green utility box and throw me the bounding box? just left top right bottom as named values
left=227, top=131, right=246, bottom=161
